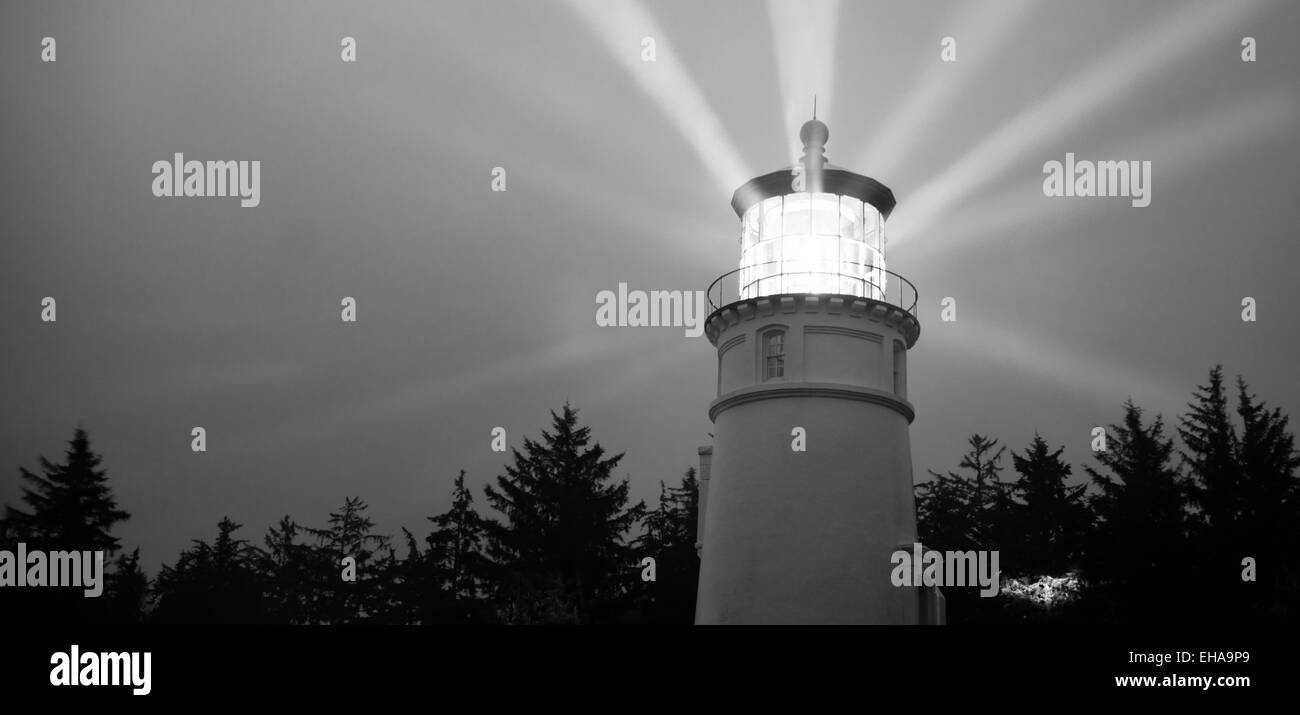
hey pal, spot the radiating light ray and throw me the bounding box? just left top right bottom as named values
left=560, top=0, right=752, bottom=192
left=857, top=0, right=1036, bottom=177
left=585, top=336, right=705, bottom=408
left=767, top=0, right=841, bottom=161
left=895, top=87, right=1299, bottom=264
left=296, top=71, right=726, bottom=264
left=929, top=318, right=1189, bottom=417
left=890, top=0, right=1271, bottom=246
left=225, top=332, right=650, bottom=451
left=361, top=334, right=639, bottom=418
left=282, top=4, right=743, bottom=245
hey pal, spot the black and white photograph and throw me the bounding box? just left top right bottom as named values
left=1, top=0, right=1296, bottom=700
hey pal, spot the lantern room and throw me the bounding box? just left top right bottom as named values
left=729, top=118, right=899, bottom=303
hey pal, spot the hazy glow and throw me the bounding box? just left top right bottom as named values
left=858, top=0, right=1036, bottom=177
left=767, top=0, right=841, bottom=161
left=931, top=319, right=1188, bottom=414
left=738, top=192, right=886, bottom=299
left=895, top=87, right=1299, bottom=264
left=560, top=0, right=752, bottom=191
left=891, top=0, right=1269, bottom=245
left=228, top=333, right=648, bottom=451
left=586, top=337, right=702, bottom=408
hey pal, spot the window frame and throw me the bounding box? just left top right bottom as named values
left=763, top=329, right=787, bottom=381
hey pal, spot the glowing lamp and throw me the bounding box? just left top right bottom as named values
left=730, top=118, right=897, bottom=302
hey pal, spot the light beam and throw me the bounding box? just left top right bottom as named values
left=895, top=87, right=1298, bottom=264
left=858, top=0, right=1036, bottom=178
left=891, top=0, right=1271, bottom=246
left=560, top=0, right=753, bottom=192
left=767, top=0, right=842, bottom=161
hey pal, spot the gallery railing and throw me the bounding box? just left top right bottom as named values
left=707, top=260, right=918, bottom=316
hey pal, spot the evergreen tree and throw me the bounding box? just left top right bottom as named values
left=380, top=528, right=446, bottom=624
left=427, top=471, right=489, bottom=601
left=630, top=468, right=700, bottom=624
left=301, top=496, right=392, bottom=624
left=1008, top=433, right=1091, bottom=577
left=2, top=428, right=130, bottom=554
left=915, top=434, right=1008, bottom=552
left=965, top=435, right=1010, bottom=548
left=1179, top=366, right=1240, bottom=537
left=257, top=515, right=313, bottom=624
left=1232, top=376, right=1300, bottom=620
left=381, top=472, right=495, bottom=625
left=914, top=434, right=1010, bottom=623
left=484, top=403, right=646, bottom=624
left=1083, top=401, right=1192, bottom=623
left=151, top=517, right=271, bottom=624
left=915, top=468, right=972, bottom=552
left=1173, top=369, right=1300, bottom=621
left=1, top=428, right=133, bottom=624
left=102, top=547, right=150, bottom=624
left=1178, top=366, right=1243, bottom=614
left=423, top=471, right=492, bottom=623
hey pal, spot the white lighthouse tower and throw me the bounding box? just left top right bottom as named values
left=695, top=117, right=924, bottom=624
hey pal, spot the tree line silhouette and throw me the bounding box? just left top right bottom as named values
left=1, top=404, right=699, bottom=625
left=917, top=366, right=1300, bottom=624
left=2, top=366, right=1296, bottom=625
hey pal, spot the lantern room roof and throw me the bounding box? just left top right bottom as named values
left=730, top=167, right=897, bottom=219
left=730, top=117, right=897, bottom=219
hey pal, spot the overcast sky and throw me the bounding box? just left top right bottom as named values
left=2, top=0, right=1297, bottom=573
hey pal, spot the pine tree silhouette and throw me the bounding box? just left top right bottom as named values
left=915, top=434, right=1009, bottom=623
left=151, top=517, right=272, bottom=624
left=3, top=428, right=130, bottom=554
left=1178, top=366, right=1243, bottom=615
left=1232, top=376, right=1300, bottom=620
left=379, top=527, right=442, bottom=624
left=0, top=428, right=134, bottom=624
left=301, top=497, right=392, bottom=624
left=428, top=471, right=489, bottom=601
left=630, top=468, right=700, bottom=624
left=1008, top=433, right=1091, bottom=578
left=1180, top=367, right=1240, bottom=535
left=422, top=471, right=492, bottom=623
left=103, top=548, right=150, bottom=624
left=257, top=515, right=313, bottom=624
left=1083, top=401, right=1192, bottom=624
left=484, top=403, right=646, bottom=624
left=916, top=434, right=1008, bottom=552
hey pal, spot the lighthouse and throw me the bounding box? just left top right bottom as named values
left=695, top=116, right=925, bottom=624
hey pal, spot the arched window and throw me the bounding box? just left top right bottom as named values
left=764, top=331, right=785, bottom=380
